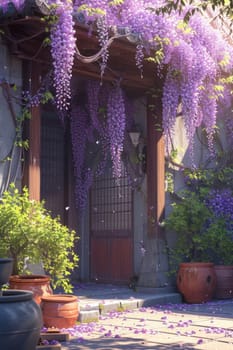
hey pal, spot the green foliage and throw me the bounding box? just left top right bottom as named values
left=0, top=184, right=79, bottom=293
left=152, top=1, right=233, bottom=22
left=146, top=36, right=170, bottom=65
left=165, top=165, right=233, bottom=272
left=183, top=166, right=233, bottom=190
left=204, top=218, right=233, bottom=265
left=77, top=4, right=106, bottom=16
left=176, top=20, right=194, bottom=34
left=108, top=0, right=125, bottom=6
left=165, top=171, right=174, bottom=193
left=166, top=190, right=212, bottom=268
left=41, top=91, right=54, bottom=104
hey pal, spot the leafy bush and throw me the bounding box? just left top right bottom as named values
left=0, top=184, right=79, bottom=293
left=165, top=189, right=212, bottom=266
left=165, top=168, right=233, bottom=271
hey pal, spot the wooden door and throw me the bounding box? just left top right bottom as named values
left=90, top=166, right=133, bottom=284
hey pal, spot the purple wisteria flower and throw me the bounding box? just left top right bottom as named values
left=206, top=189, right=233, bottom=233
left=2, top=0, right=233, bottom=154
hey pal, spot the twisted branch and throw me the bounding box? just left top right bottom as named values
left=75, top=34, right=127, bottom=64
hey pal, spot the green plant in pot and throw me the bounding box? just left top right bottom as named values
left=166, top=188, right=212, bottom=264
left=0, top=183, right=79, bottom=302
left=165, top=187, right=217, bottom=303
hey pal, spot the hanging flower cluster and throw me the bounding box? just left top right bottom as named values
left=71, top=81, right=127, bottom=209
left=107, top=84, right=126, bottom=178
left=2, top=0, right=233, bottom=156
left=48, top=0, right=76, bottom=111
left=206, top=189, right=233, bottom=233
left=2, top=1, right=76, bottom=111
left=86, top=79, right=101, bottom=133
left=71, top=104, right=93, bottom=210
left=86, top=80, right=109, bottom=178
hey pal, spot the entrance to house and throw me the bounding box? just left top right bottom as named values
left=90, top=166, right=133, bottom=284
left=40, top=109, right=134, bottom=284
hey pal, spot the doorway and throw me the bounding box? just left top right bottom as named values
left=90, top=166, right=133, bottom=284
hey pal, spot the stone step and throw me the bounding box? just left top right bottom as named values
left=78, top=292, right=182, bottom=323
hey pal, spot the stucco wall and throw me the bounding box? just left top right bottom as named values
left=0, top=39, right=22, bottom=195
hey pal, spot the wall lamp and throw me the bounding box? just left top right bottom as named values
left=128, top=129, right=146, bottom=174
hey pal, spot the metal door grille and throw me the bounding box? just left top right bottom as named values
left=90, top=168, right=132, bottom=236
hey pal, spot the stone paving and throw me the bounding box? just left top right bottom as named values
left=53, top=284, right=233, bottom=350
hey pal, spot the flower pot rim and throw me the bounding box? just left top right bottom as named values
left=9, top=274, right=51, bottom=283
left=0, top=290, right=34, bottom=303
left=41, top=294, right=78, bottom=303
left=179, top=262, right=214, bottom=267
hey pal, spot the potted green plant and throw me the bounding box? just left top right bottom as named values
left=0, top=183, right=79, bottom=303
left=165, top=188, right=217, bottom=303
left=166, top=162, right=233, bottom=302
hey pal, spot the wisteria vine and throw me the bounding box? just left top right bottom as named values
left=206, top=189, right=233, bottom=233
left=70, top=81, right=128, bottom=209
left=48, top=0, right=76, bottom=111
left=71, top=104, right=92, bottom=210
left=107, top=84, right=126, bottom=178
left=1, top=0, right=233, bottom=164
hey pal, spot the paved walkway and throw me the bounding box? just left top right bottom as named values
left=53, top=284, right=233, bottom=349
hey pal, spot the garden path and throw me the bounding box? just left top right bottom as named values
left=56, top=283, right=233, bottom=349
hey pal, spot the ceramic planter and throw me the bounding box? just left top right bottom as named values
left=0, top=290, right=42, bottom=350
left=9, top=274, right=53, bottom=304
left=214, top=265, right=233, bottom=299
left=41, top=294, right=79, bottom=329
left=177, top=262, right=216, bottom=303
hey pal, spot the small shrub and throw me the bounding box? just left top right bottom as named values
left=0, top=183, right=79, bottom=293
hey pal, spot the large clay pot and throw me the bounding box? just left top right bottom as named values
left=0, top=290, right=42, bottom=350
left=9, top=274, right=53, bottom=304
left=177, top=262, right=216, bottom=303
left=0, top=258, right=13, bottom=286
left=214, top=265, right=233, bottom=299
left=41, top=294, right=79, bottom=329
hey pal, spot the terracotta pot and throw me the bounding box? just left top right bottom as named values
left=9, top=274, right=53, bottom=304
left=214, top=265, right=233, bottom=299
left=41, top=294, right=79, bottom=329
left=177, top=262, right=216, bottom=303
